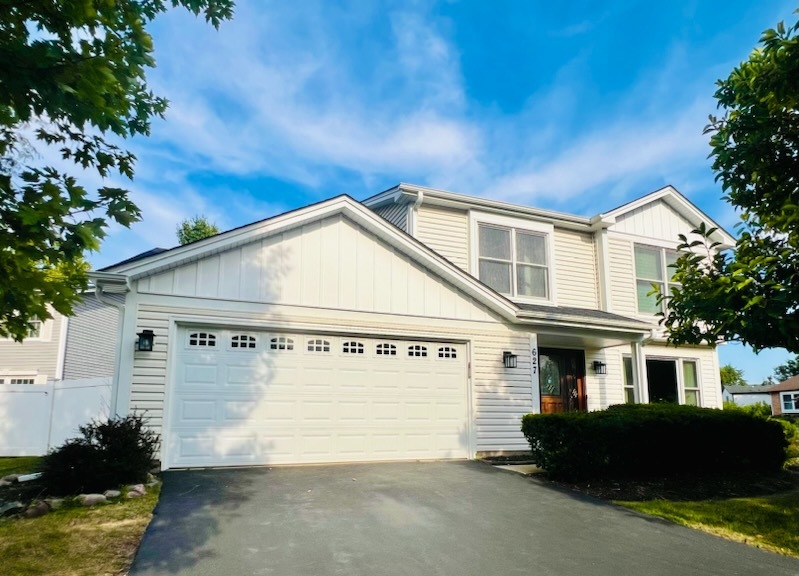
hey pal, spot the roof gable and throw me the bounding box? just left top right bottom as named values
left=97, top=195, right=519, bottom=322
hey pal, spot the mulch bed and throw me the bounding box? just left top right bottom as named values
left=540, top=470, right=799, bottom=502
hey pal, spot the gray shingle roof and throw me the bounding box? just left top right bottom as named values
left=515, top=303, right=649, bottom=326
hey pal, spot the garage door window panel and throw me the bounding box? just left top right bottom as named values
left=307, top=339, right=331, bottom=352
left=408, top=345, right=428, bottom=358
left=438, top=346, right=457, bottom=359
left=230, top=334, right=257, bottom=349
left=343, top=341, right=365, bottom=354
left=376, top=343, right=397, bottom=356
left=188, top=332, right=217, bottom=348
left=270, top=336, right=294, bottom=351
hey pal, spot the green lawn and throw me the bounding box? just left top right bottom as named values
left=0, top=457, right=160, bottom=576
left=0, top=457, right=41, bottom=477
left=618, top=490, right=799, bottom=557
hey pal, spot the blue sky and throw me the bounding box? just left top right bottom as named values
left=85, top=0, right=796, bottom=382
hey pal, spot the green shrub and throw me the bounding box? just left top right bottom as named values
left=40, top=413, right=160, bottom=495
left=521, top=404, right=788, bottom=481
left=724, top=401, right=772, bottom=419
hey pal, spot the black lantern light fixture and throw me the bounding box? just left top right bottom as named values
left=136, top=330, right=155, bottom=352
left=503, top=351, right=518, bottom=369
left=592, top=360, right=607, bottom=375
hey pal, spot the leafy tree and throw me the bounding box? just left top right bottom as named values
left=660, top=13, right=799, bottom=354
left=0, top=1, right=234, bottom=341
left=773, top=356, right=799, bottom=382
left=177, top=215, right=220, bottom=245
left=719, top=364, right=746, bottom=387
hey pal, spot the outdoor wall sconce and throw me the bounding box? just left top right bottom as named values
left=503, top=351, right=518, bottom=369
left=136, top=330, right=155, bottom=352
left=592, top=360, right=607, bottom=375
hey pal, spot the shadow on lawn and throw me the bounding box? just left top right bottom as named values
left=128, top=468, right=261, bottom=575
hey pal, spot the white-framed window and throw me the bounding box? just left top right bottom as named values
left=307, top=339, right=330, bottom=352
left=270, top=336, right=294, bottom=351
left=782, top=392, right=799, bottom=413
left=231, top=334, right=256, bottom=349
left=470, top=212, right=555, bottom=302
left=10, top=378, right=35, bottom=385
left=634, top=244, right=680, bottom=315
left=408, top=345, right=428, bottom=357
left=188, top=332, right=217, bottom=347
left=343, top=341, right=365, bottom=354
left=682, top=361, right=701, bottom=406
left=376, top=343, right=397, bottom=356
left=27, top=317, right=42, bottom=339
left=438, top=346, right=457, bottom=359
left=622, top=356, right=701, bottom=406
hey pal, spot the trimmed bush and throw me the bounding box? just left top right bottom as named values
left=521, top=403, right=788, bottom=481
left=40, top=413, right=160, bottom=495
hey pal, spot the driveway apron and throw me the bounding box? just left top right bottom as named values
left=129, top=461, right=799, bottom=576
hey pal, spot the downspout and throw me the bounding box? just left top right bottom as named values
left=95, top=282, right=127, bottom=416
left=409, top=190, right=424, bottom=236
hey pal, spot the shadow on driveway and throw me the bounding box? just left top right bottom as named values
left=130, top=461, right=799, bottom=576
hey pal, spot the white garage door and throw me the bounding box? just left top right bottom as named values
left=166, top=327, right=469, bottom=468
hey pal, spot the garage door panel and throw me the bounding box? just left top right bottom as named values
left=168, top=328, right=469, bottom=468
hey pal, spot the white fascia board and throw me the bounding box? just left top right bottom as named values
left=89, top=272, right=130, bottom=292
left=601, top=185, right=736, bottom=248
left=394, top=183, right=594, bottom=231
left=361, top=185, right=404, bottom=208
left=100, top=195, right=521, bottom=323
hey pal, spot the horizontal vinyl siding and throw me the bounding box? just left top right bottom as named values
left=607, top=236, right=638, bottom=317
left=415, top=205, right=469, bottom=271
left=553, top=229, right=598, bottom=308
left=372, top=203, right=409, bottom=232
left=130, top=300, right=533, bottom=452
left=63, top=294, right=121, bottom=380
left=0, top=313, right=62, bottom=380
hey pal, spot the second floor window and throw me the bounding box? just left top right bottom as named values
left=478, top=224, right=549, bottom=299
left=634, top=245, right=679, bottom=314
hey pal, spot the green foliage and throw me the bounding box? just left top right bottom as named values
left=521, top=404, right=788, bottom=481
left=773, top=356, right=799, bottom=382
left=724, top=400, right=772, bottom=419
left=176, top=215, right=220, bottom=245
left=659, top=12, right=799, bottom=353
left=720, top=364, right=746, bottom=387
left=40, top=413, right=160, bottom=496
left=0, top=0, right=234, bottom=341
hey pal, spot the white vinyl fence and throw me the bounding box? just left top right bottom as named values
left=0, top=378, right=112, bottom=456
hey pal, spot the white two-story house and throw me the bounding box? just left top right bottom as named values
left=90, top=184, right=734, bottom=470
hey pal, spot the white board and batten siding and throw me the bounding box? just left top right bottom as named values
left=613, top=200, right=698, bottom=242
left=372, top=203, right=409, bottom=232
left=130, top=213, right=536, bottom=463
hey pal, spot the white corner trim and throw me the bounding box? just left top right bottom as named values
left=54, top=315, right=69, bottom=380
left=594, top=228, right=612, bottom=312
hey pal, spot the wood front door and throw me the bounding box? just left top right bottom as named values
left=539, top=348, right=587, bottom=414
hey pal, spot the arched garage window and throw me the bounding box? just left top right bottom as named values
left=188, top=332, right=216, bottom=347
left=307, top=339, right=331, bottom=352
left=376, top=343, right=397, bottom=356
left=270, top=337, right=294, bottom=351
left=343, top=341, right=365, bottom=354
left=438, top=346, right=457, bottom=359
left=408, top=345, right=428, bottom=357
left=231, top=335, right=256, bottom=349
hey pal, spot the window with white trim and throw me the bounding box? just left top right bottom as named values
left=307, top=339, right=330, bottom=352
left=270, top=337, right=294, bottom=350
left=438, top=346, right=457, bottom=359
left=408, top=345, right=428, bottom=357
left=478, top=224, right=549, bottom=299
left=27, top=317, right=42, bottom=338
left=10, top=378, right=35, bottom=384
left=622, top=357, right=635, bottom=403
left=782, top=392, right=799, bottom=413
left=376, top=343, right=397, bottom=356
left=343, top=341, right=364, bottom=354
left=231, top=335, right=256, bottom=349
left=634, top=245, right=680, bottom=315
left=682, top=361, right=701, bottom=406
left=188, top=332, right=216, bottom=347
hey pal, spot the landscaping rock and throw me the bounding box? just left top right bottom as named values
left=103, top=490, right=122, bottom=499
left=129, top=484, right=146, bottom=496
left=0, top=480, right=10, bottom=488
left=24, top=501, right=50, bottom=518
left=0, top=474, right=19, bottom=484
left=145, top=473, right=160, bottom=487
left=77, top=494, right=107, bottom=506
left=44, top=498, right=64, bottom=510
left=17, top=473, right=42, bottom=483
left=126, top=491, right=143, bottom=499
left=0, top=501, right=25, bottom=517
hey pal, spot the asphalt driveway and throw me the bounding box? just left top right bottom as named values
left=130, top=461, right=798, bottom=576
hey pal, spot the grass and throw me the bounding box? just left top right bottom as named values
left=0, top=457, right=161, bottom=576
left=618, top=490, right=799, bottom=557
left=0, top=457, right=42, bottom=477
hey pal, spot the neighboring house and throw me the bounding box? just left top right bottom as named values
left=0, top=294, right=121, bottom=384
left=90, top=184, right=734, bottom=471
left=770, top=376, right=799, bottom=416
left=722, top=384, right=774, bottom=407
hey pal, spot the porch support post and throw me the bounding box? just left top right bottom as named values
left=631, top=340, right=649, bottom=404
